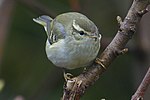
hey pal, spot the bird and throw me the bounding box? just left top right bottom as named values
left=33, top=12, right=101, bottom=79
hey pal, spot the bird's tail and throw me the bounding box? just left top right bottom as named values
left=33, top=15, right=53, bottom=36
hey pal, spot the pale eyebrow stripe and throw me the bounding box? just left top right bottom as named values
left=72, top=20, right=91, bottom=35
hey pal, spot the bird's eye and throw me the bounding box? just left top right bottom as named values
left=79, top=31, right=85, bottom=35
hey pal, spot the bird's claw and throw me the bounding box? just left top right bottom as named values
left=64, top=72, right=74, bottom=81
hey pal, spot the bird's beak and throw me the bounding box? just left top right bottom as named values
left=89, top=36, right=98, bottom=40
left=88, top=33, right=101, bottom=41
left=88, top=35, right=98, bottom=39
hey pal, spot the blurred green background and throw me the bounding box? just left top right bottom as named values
left=0, top=0, right=150, bottom=100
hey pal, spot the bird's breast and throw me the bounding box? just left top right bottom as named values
left=45, top=37, right=100, bottom=69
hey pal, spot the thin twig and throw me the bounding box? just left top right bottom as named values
left=131, top=67, right=150, bottom=100
left=61, top=0, right=149, bottom=99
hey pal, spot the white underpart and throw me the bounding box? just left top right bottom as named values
left=46, top=35, right=100, bottom=69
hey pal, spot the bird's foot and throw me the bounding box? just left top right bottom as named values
left=63, top=72, right=74, bottom=81
left=95, top=58, right=106, bottom=70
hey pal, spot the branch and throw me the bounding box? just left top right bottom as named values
left=61, top=0, right=149, bottom=100
left=131, top=67, right=150, bottom=100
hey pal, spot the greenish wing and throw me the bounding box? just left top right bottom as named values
left=49, top=20, right=66, bottom=44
